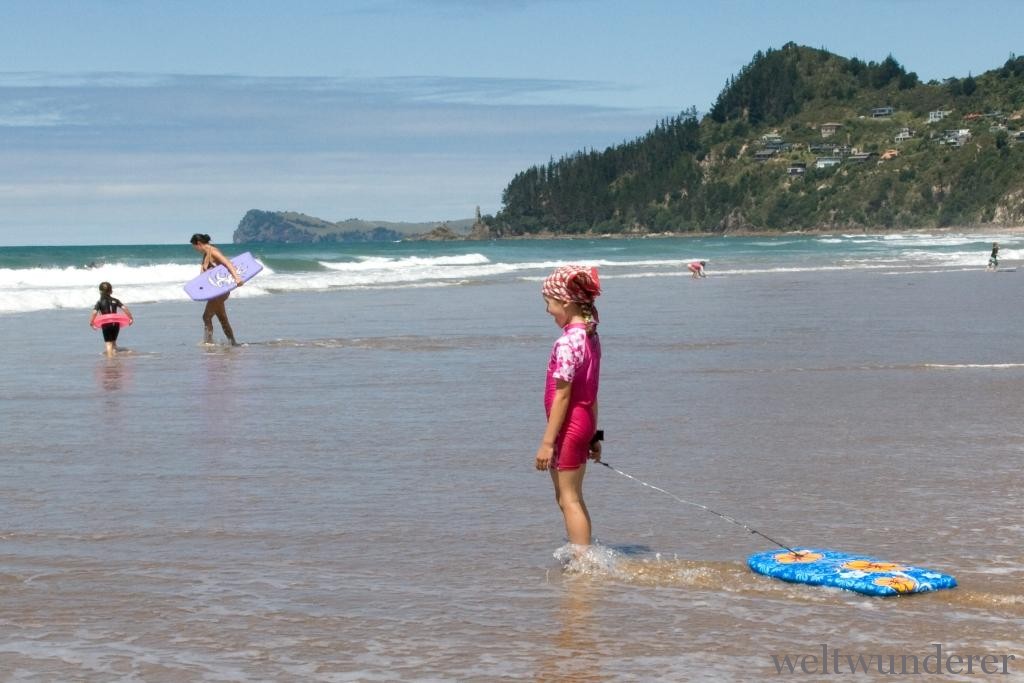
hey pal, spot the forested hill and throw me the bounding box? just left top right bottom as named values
left=489, top=43, right=1024, bottom=236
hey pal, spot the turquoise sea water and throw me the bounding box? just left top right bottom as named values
left=1, top=233, right=1022, bottom=680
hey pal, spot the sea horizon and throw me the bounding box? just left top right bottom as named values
left=5, top=221, right=1024, bottom=249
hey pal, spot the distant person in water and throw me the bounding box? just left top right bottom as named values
left=89, top=282, right=133, bottom=357
left=987, top=242, right=1000, bottom=271
left=536, top=265, right=603, bottom=550
left=190, top=233, right=243, bottom=345
left=688, top=260, right=707, bottom=279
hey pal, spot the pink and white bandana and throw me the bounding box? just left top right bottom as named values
left=541, top=265, right=601, bottom=304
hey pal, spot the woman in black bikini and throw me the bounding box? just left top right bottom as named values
left=190, top=233, right=243, bottom=345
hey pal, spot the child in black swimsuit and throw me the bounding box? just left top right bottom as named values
left=90, top=282, right=133, bottom=357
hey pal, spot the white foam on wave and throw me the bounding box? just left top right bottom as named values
left=6, top=234, right=1022, bottom=315
left=827, top=233, right=1014, bottom=249
left=924, top=363, right=1024, bottom=369
left=310, top=255, right=689, bottom=290
left=594, top=264, right=894, bottom=280
left=0, top=262, right=274, bottom=314
left=304, top=256, right=519, bottom=289
left=898, top=248, right=1019, bottom=267
left=2, top=252, right=562, bottom=312
left=318, top=253, right=492, bottom=271
left=0, top=262, right=196, bottom=288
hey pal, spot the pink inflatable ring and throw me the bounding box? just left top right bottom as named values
left=92, top=313, right=133, bottom=329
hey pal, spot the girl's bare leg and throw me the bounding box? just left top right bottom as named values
left=550, top=465, right=591, bottom=546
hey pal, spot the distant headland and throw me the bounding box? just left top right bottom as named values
left=232, top=209, right=491, bottom=243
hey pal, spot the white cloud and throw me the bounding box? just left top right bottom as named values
left=0, top=71, right=677, bottom=244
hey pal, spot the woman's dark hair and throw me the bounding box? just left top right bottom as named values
left=190, top=233, right=212, bottom=245
left=98, top=282, right=113, bottom=295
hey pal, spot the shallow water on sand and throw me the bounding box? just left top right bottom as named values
left=1, top=265, right=1022, bottom=680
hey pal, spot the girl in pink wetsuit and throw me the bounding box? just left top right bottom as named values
left=536, top=265, right=603, bottom=548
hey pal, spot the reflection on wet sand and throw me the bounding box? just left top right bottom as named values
left=538, top=579, right=604, bottom=683
left=95, top=358, right=129, bottom=393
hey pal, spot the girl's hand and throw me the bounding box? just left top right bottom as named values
left=588, top=441, right=602, bottom=463
left=535, top=444, right=554, bottom=471
left=234, top=275, right=244, bottom=286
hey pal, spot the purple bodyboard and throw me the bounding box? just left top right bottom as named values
left=183, top=252, right=263, bottom=301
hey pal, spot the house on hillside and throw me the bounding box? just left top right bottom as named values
left=848, top=151, right=877, bottom=163
left=810, top=143, right=852, bottom=156
left=759, top=135, right=790, bottom=153
left=820, top=122, right=843, bottom=138
left=963, top=112, right=983, bottom=122
left=941, top=129, right=972, bottom=147
left=1010, top=131, right=1024, bottom=143
left=928, top=110, right=952, bottom=123
left=815, top=156, right=842, bottom=169
left=787, top=162, right=807, bottom=175
left=871, top=106, right=895, bottom=118
left=880, top=149, right=900, bottom=161
left=894, top=128, right=915, bottom=144
left=754, top=149, right=778, bottom=162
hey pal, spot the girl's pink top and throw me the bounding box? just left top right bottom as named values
left=544, top=322, right=601, bottom=417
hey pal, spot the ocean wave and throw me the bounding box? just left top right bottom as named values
left=0, top=261, right=274, bottom=314
left=318, top=253, right=492, bottom=271
left=923, top=363, right=1024, bottom=370
left=4, top=233, right=1023, bottom=314
left=897, top=249, right=1009, bottom=267
left=0, top=281, right=268, bottom=314
left=827, top=234, right=1011, bottom=249
left=592, top=264, right=894, bottom=279
left=0, top=262, right=198, bottom=288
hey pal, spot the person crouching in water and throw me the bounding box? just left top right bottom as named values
left=536, top=265, right=603, bottom=550
left=688, top=260, right=707, bottom=278
left=90, top=282, right=133, bottom=357
left=190, top=233, right=243, bottom=345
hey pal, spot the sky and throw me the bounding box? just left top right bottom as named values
left=1, top=0, right=1022, bottom=245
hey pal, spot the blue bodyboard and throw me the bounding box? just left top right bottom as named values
left=748, top=548, right=957, bottom=596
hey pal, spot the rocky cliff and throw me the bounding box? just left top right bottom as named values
left=233, top=210, right=476, bottom=243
